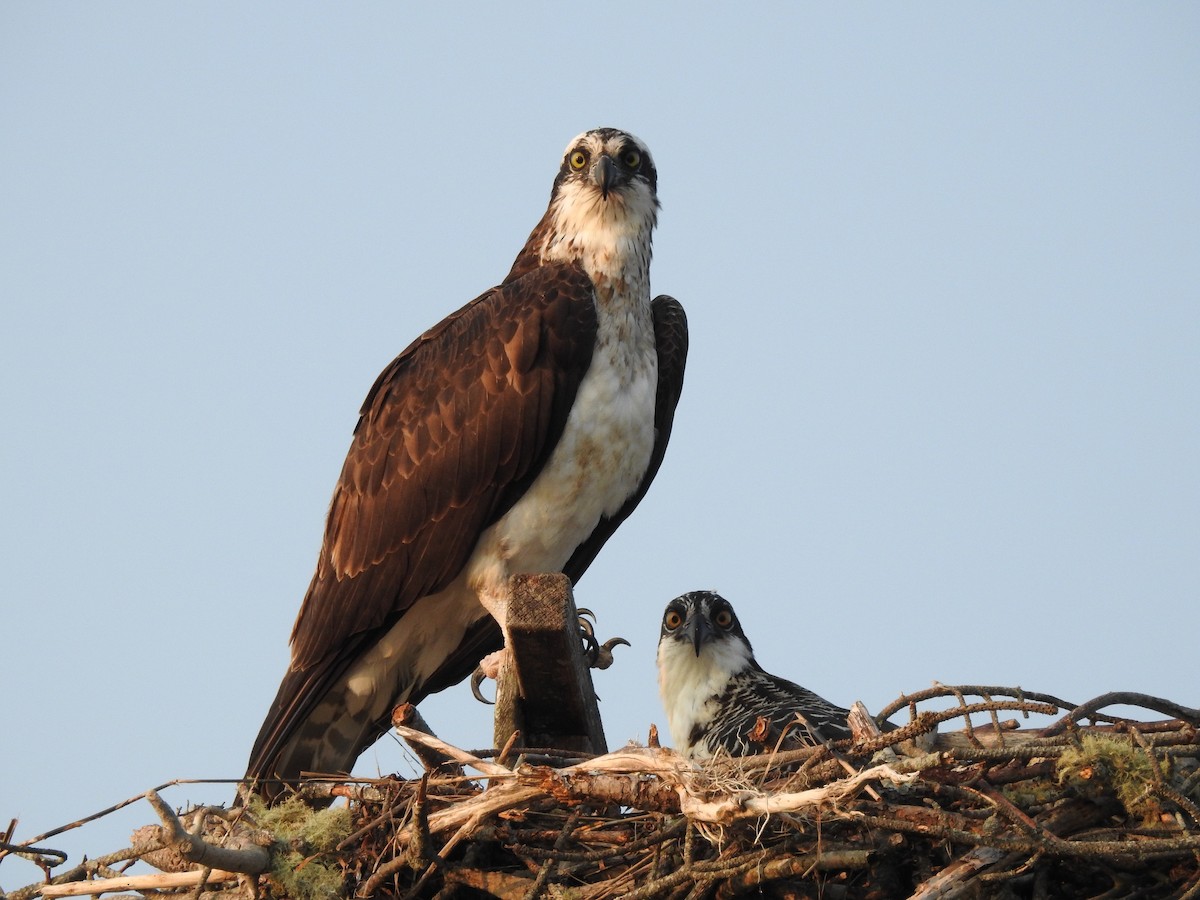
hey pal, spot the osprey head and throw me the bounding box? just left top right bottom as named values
left=657, top=590, right=756, bottom=756
left=553, top=127, right=658, bottom=205
left=659, top=590, right=752, bottom=658
left=507, top=128, right=661, bottom=290
left=528, top=128, right=660, bottom=279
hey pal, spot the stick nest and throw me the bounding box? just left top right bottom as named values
left=6, top=686, right=1200, bottom=899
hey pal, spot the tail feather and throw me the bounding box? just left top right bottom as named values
left=244, top=606, right=502, bottom=802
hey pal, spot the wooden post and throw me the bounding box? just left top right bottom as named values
left=493, top=573, right=608, bottom=755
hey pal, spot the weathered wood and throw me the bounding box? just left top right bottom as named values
left=39, top=869, right=241, bottom=897
left=493, top=573, right=607, bottom=755
left=392, top=703, right=466, bottom=774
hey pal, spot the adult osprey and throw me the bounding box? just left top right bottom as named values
left=246, top=128, right=688, bottom=790
left=657, top=591, right=863, bottom=759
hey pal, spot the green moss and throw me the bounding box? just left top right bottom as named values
left=247, top=796, right=352, bottom=900
left=1000, top=779, right=1063, bottom=809
left=1056, top=734, right=1161, bottom=822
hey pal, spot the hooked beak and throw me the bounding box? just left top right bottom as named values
left=683, top=614, right=713, bottom=657
left=592, top=154, right=615, bottom=200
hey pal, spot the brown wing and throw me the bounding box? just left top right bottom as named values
left=563, top=294, right=688, bottom=580
left=414, top=296, right=686, bottom=702
left=292, top=262, right=598, bottom=667
left=245, top=263, right=598, bottom=781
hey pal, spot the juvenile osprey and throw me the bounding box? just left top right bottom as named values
left=246, top=128, right=688, bottom=791
left=657, top=591, right=856, bottom=759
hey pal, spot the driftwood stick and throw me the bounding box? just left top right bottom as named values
left=392, top=703, right=466, bottom=774
left=392, top=724, right=513, bottom=779
left=2, top=849, right=154, bottom=900
left=678, top=762, right=916, bottom=824
left=906, top=847, right=1008, bottom=899
left=38, top=868, right=240, bottom=897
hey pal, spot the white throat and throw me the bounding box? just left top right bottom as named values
left=539, top=181, right=656, bottom=290
left=657, top=637, right=754, bottom=757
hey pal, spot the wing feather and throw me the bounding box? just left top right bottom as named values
left=290, top=263, right=598, bottom=668
left=246, top=264, right=599, bottom=781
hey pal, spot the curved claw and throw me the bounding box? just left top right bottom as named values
left=576, top=611, right=600, bottom=662
left=591, top=636, right=631, bottom=671
left=470, top=667, right=495, bottom=705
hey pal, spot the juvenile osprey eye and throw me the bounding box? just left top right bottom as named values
left=664, top=610, right=683, bottom=630
left=621, top=149, right=641, bottom=169
left=569, top=150, right=588, bottom=170
left=714, top=609, right=733, bottom=629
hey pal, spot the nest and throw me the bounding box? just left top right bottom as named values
left=5, top=686, right=1200, bottom=900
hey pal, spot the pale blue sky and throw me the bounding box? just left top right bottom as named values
left=3, top=3, right=1197, bottom=877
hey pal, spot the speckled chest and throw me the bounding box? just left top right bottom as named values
left=484, top=286, right=658, bottom=572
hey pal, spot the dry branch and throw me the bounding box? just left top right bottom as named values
left=37, top=869, right=240, bottom=898
left=142, top=791, right=270, bottom=876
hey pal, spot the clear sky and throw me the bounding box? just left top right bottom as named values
left=3, top=2, right=1197, bottom=878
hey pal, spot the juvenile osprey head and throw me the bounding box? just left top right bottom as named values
left=658, top=590, right=754, bottom=664
left=656, top=591, right=757, bottom=755
left=657, top=591, right=856, bottom=759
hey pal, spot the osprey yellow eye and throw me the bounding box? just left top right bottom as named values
left=569, top=150, right=588, bottom=170
left=664, top=610, right=683, bottom=630
left=621, top=149, right=641, bottom=169
left=714, top=609, right=733, bottom=629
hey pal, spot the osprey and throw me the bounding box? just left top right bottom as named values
left=246, top=128, right=688, bottom=791
left=657, top=591, right=856, bottom=759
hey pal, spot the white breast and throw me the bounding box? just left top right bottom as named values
left=467, top=309, right=658, bottom=604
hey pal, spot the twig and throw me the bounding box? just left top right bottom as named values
left=14, top=780, right=238, bottom=850
left=523, top=808, right=581, bottom=899
left=714, top=848, right=872, bottom=898
left=4, top=849, right=156, bottom=900
left=0, top=841, right=67, bottom=869
left=1044, top=692, right=1200, bottom=736
left=876, top=685, right=1076, bottom=723
left=37, top=869, right=239, bottom=898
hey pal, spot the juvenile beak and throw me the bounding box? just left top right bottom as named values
left=683, top=614, right=713, bottom=657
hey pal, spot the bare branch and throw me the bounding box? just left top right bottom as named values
left=38, top=869, right=240, bottom=898
left=142, top=791, right=270, bottom=876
